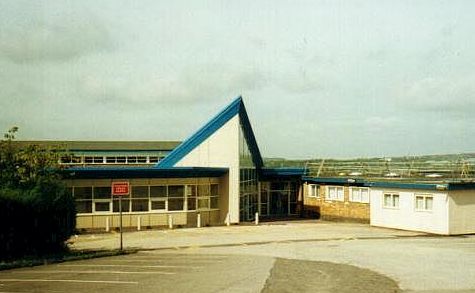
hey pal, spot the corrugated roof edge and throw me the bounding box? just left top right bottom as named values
left=156, top=96, right=263, bottom=169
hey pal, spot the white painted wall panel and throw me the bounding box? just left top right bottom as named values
left=448, top=190, right=475, bottom=234
left=175, top=115, right=241, bottom=223
left=370, top=189, right=449, bottom=234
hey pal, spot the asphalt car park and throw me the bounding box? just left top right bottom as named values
left=1, top=221, right=474, bottom=292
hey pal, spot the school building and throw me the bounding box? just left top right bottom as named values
left=20, top=97, right=475, bottom=235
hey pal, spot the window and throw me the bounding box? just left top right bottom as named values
left=73, top=187, right=92, bottom=213
left=151, top=200, right=166, bottom=211
left=187, top=185, right=197, bottom=211
left=149, top=156, right=159, bottom=163
left=383, top=193, right=399, bottom=208
left=308, top=184, right=319, bottom=197
left=415, top=194, right=433, bottom=211
left=94, top=201, right=111, bottom=212
left=113, top=197, right=130, bottom=212
left=93, top=156, right=104, bottom=164
left=93, top=186, right=112, bottom=213
left=210, top=184, right=219, bottom=209
left=350, top=187, right=370, bottom=203
left=326, top=186, right=344, bottom=201
left=168, top=185, right=184, bottom=211
left=131, top=186, right=149, bottom=212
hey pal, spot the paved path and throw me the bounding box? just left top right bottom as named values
left=71, top=221, right=424, bottom=251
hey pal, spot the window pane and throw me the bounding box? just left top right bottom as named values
left=210, top=196, right=218, bottom=209
left=187, top=197, right=196, bottom=210
left=351, top=189, right=361, bottom=202
left=106, top=157, right=116, bottom=163
left=168, top=198, right=184, bottom=211
left=93, top=156, right=103, bottom=163
left=337, top=188, right=344, bottom=201
left=187, top=185, right=197, bottom=196
left=393, top=195, right=399, bottom=207
left=361, top=189, right=369, bottom=203
left=132, top=186, right=148, bottom=198
left=416, top=196, right=424, bottom=209
left=198, top=185, right=210, bottom=197
left=74, top=187, right=92, bottom=200
left=150, top=186, right=167, bottom=198
left=426, top=197, right=433, bottom=210
left=127, top=156, right=137, bottom=163
left=132, top=199, right=149, bottom=212
left=384, top=194, right=392, bottom=206
left=198, top=198, right=209, bottom=209
left=210, top=184, right=219, bottom=196
left=94, top=187, right=111, bottom=199
left=149, top=156, right=159, bottom=163
left=169, top=185, right=184, bottom=198
left=76, top=201, right=92, bottom=213
left=151, top=200, right=166, bottom=210
left=95, top=202, right=110, bottom=212
left=113, top=199, right=130, bottom=212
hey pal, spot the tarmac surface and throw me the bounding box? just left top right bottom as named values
left=1, top=221, right=474, bottom=292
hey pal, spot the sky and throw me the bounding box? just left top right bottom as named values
left=1, top=0, right=474, bottom=159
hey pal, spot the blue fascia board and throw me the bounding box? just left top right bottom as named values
left=62, top=166, right=228, bottom=179
left=262, top=168, right=306, bottom=177
left=302, top=176, right=365, bottom=185
left=366, top=181, right=445, bottom=190
left=156, top=96, right=264, bottom=169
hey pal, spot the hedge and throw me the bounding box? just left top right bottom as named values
left=0, top=178, right=76, bottom=260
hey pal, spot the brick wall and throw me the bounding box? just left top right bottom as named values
left=302, top=183, right=370, bottom=223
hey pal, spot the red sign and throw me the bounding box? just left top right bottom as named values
left=112, top=182, right=130, bottom=196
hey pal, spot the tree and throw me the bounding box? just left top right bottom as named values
left=0, top=127, right=76, bottom=259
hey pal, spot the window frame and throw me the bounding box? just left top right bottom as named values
left=308, top=184, right=320, bottom=198
left=414, top=194, right=434, bottom=212
left=349, top=187, right=370, bottom=203
left=383, top=193, right=400, bottom=209
left=326, top=186, right=344, bottom=201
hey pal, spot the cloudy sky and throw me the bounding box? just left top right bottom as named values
left=1, top=0, right=474, bottom=159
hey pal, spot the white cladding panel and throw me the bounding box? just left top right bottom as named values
left=448, top=190, right=475, bottom=234
left=370, top=189, right=449, bottom=234
left=175, top=115, right=240, bottom=223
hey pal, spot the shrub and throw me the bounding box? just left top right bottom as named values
left=0, top=179, right=76, bottom=260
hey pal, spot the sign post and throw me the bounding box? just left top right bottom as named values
left=112, top=181, right=129, bottom=251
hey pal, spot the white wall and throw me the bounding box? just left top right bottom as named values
left=175, top=115, right=241, bottom=223
left=448, top=190, right=475, bottom=234
left=370, top=188, right=449, bottom=234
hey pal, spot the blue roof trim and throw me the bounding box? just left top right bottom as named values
left=365, top=181, right=445, bottom=190
left=62, top=166, right=228, bottom=179
left=303, top=176, right=366, bottom=185
left=261, top=168, right=306, bottom=179
left=156, top=96, right=263, bottom=169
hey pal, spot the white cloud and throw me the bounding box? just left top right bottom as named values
left=402, top=76, right=475, bottom=113
left=0, top=15, right=113, bottom=63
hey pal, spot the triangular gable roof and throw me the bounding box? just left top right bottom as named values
left=156, top=96, right=264, bottom=168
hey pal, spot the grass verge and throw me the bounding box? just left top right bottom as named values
left=0, top=249, right=137, bottom=271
